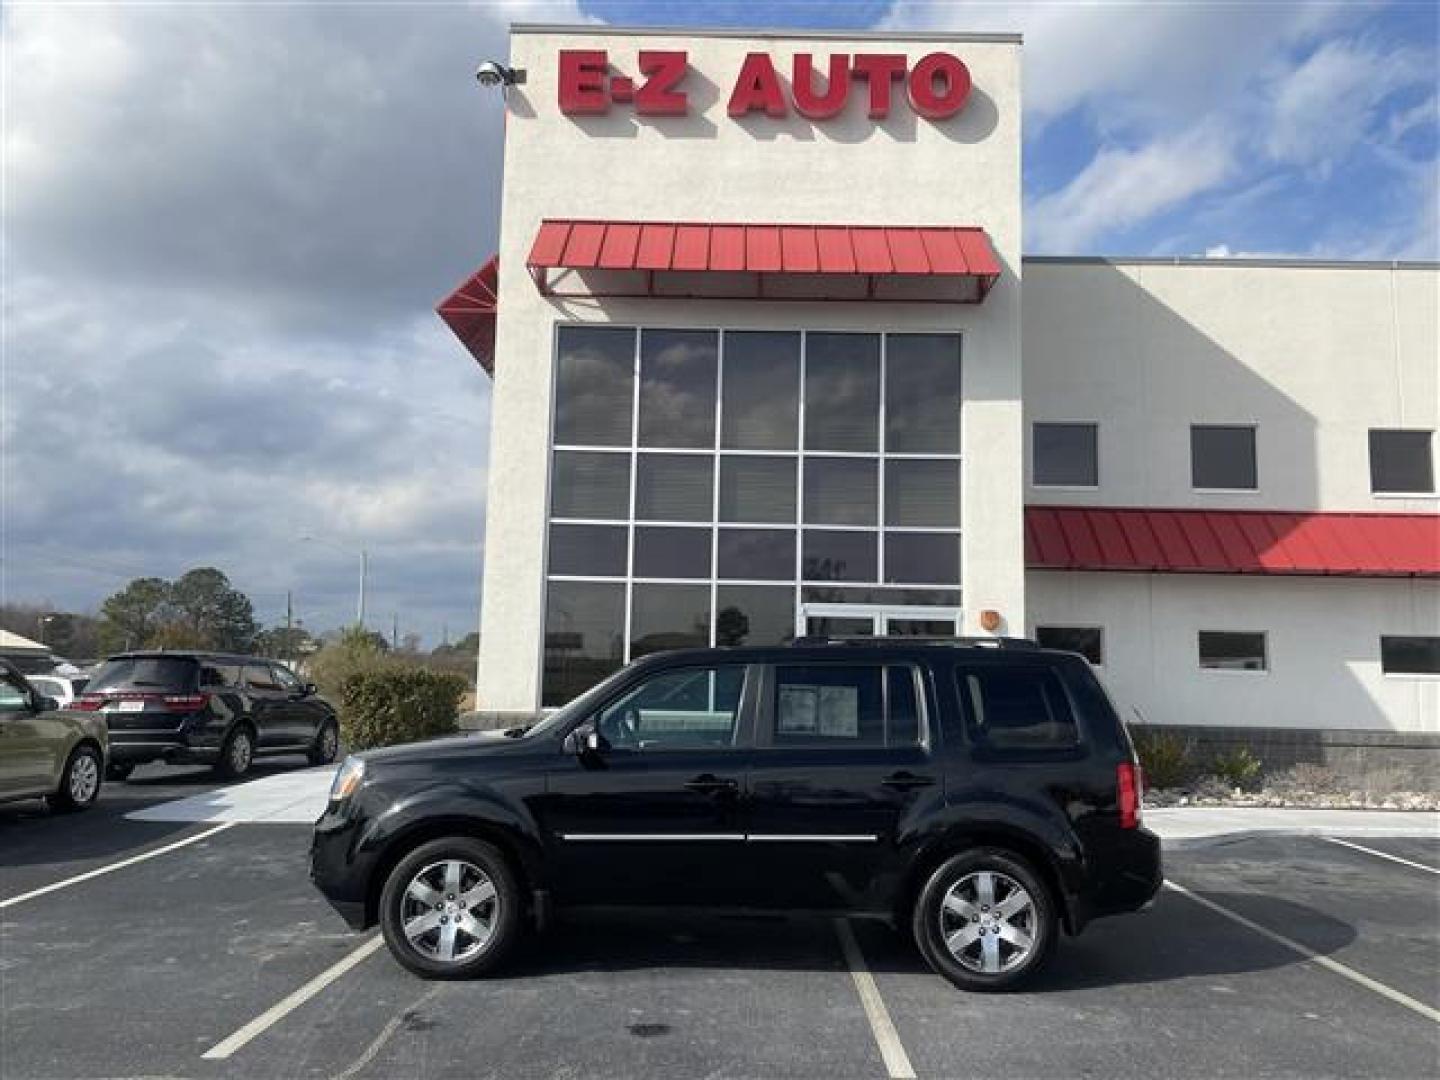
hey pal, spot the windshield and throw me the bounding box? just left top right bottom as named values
left=87, top=657, right=199, bottom=692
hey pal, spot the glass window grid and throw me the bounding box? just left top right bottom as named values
left=547, top=326, right=963, bottom=662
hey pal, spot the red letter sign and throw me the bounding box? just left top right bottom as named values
left=727, top=53, right=786, bottom=118
left=559, top=49, right=608, bottom=114
left=851, top=53, right=907, bottom=118
left=907, top=52, right=971, bottom=119
left=636, top=50, right=689, bottom=115
left=792, top=53, right=849, bottom=120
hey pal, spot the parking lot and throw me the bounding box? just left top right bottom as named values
left=2, top=765, right=1437, bottom=1079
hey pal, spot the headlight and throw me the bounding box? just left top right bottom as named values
left=329, top=756, right=365, bottom=803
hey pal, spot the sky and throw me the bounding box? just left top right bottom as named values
left=3, top=0, right=1436, bottom=649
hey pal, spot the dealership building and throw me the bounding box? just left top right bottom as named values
left=440, top=25, right=1439, bottom=769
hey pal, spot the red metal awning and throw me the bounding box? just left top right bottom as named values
left=1026, top=507, right=1440, bottom=578
left=526, top=220, right=1001, bottom=303
left=436, top=256, right=499, bottom=375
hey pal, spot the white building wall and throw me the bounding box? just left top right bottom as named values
left=1028, top=571, right=1440, bottom=734
left=479, top=27, right=1025, bottom=713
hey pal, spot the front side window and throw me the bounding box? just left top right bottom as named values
left=597, top=665, right=746, bottom=750
left=0, top=675, right=30, bottom=712
left=1032, top=423, right=1098, bottom=488
left=1191, top=425, right=1257, bottom=490
left=1369, top=430, right=1435, bottom=494
left=1035, top=626, right=1104, bottom=666
left=771, top=664, right=923, bottom=748
left=959, top=666, right=1080, bottom=751
left=271, top=664, right=302, bottom=692
left=1198, top=631, right=1267, bottom=672
left=1380, top=636, right=1440, bottom=676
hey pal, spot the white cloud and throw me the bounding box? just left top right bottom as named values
left=1027, top=123, right=1236, bottom=251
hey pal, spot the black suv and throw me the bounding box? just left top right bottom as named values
left=310, top=640, right=1160, bottom=990
left=75, top=652, right=339, bottom=780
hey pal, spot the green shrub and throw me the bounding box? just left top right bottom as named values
left=1130, top=725, right=1196, bottom=790
left=308, top=625, right=395, bottom=703
left=1210, top=746, right=1263, bottom=790
left=339, top=665, right=466, bottom=751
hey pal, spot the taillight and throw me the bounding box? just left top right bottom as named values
left=72, top=694, right=104, bottom=711
left=162, top=693, right=209, bottom=713
left=1117, top=761, right=1143, bottom=829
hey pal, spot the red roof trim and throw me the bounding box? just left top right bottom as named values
left=1026, top=506, right=1440, bottom=578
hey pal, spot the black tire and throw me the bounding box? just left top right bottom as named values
left=307, top=720, right=339, bottom=767
left=912, top=847, right=1058, bottom=992
left=379, top=836, right=522, bottom=980
left=48, top=744, right=103, bottom=813
left=214, top=725, right=255, bottom=780
left=105, top=762, right=136, bottom=782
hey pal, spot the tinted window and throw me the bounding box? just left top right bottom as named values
left=1380, top=636, right=1440, bottom=675
left=884, top=533, right=959, bottom=585
left=721, top=332, right=799, bottom=450
left=1369, top=430, right=1435, bottom=494
left=0, top=677, right=28, bottom=712
left=775, top=665, right=884, bottom=747
left=1191, top=426, right=1257, bottom=490
left=1198, top=631, right=1267, bottom=672
left=630, top=583, right=709, bottom=658
left=635, top=454, right=712, bottom=521
left=1035, top=626, right=1104, bottom=666
left=638, top=330, right=717, bottom=449
left=1033, top=423, right=1098, bottom=487
left=554, top=325, right=634, bottom=446
left=802, top=531, right=877, bottom=582
left=719, top=456, right=795, bottom=523
left=88, top=657, right=197, bottom=692
left=804, top=333, right=879, bottom=452
left=548, top=524, right=627, bottom=577
left=598, top=665, right=745, bottom=750
left=244, top=664, right=280, bottom=690
left=198, top=663, right=243, bottom=689
left=886, top=460, right=959, bottom=527
left=886, top=334, right=961, bottom=453
left=717, top=528, right=794, bottom=580
left=961, top=667, right=1080, bottom=750
left=803, top=458, right=877, bottom=525
left=633, top=527, right=711, bottom=579
left=886, top=666, right=922, bottom=747
left=271, top=664, right=302, bottom=691
left=543, top=581, right=625, bottom=707
left=551, top=451, right=629, bottom=520
left=715, top=585, right=794, bottom=646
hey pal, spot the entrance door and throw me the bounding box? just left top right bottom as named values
left=799, top=604, right=961, bottom=639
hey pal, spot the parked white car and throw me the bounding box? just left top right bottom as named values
left=27, top=673, right=90, bottom=707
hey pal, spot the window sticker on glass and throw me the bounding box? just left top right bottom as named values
left=777, top=683, right=858, bottom=737
left=778, top=685, right=819, bottom=734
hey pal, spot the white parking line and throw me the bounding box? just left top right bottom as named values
left=1323, top=836, right=1440, bottom=875
left=833, top=917, right=917, bottom=1080
left=1164, top=881, right=1440, bottom=1025
left=0, top=822, right=238, bottom=910
left=202, top=934, right=386, bottom=1060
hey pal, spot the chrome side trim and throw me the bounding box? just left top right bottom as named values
left=558, top=833, right=747, bottom=842
left=556, top=833, right=880, bottom=843
left=747, top=834, right=881, bottom=843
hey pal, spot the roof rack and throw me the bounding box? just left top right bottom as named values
left=791, top=636, right=1040, bottom=649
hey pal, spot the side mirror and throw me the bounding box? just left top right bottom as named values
left=304, top=683, right=318, bottom=696
left=562, top=722, right=607, bottom=757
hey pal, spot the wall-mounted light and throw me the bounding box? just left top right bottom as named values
left=476, top=61, right=526, bottom=88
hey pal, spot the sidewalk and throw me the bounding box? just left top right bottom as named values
left=1147, top=806, right=1440, bottom=848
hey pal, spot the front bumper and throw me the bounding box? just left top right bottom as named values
left=310, top=805, right=375, bottom=931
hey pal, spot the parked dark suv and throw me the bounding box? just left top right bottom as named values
left=311, top=640, right=1160, bottom=990
left=75, top=652, right=339, bottom=781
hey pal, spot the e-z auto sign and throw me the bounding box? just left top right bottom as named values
left=558, top=50, right=972, bottom=121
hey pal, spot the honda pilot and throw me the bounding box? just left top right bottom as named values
left=310, top=640, right=1160, bottom=990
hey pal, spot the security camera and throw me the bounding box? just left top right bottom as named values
left=476, top=61, right=524, bottom=88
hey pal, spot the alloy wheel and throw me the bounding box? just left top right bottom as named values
left=69, top=753, right=99, bottom=804
left=938, top=870, right=1036, bottom=975
left=400, top=860, right=498, bottom=964
left=229, top=731, right=253, bottom=773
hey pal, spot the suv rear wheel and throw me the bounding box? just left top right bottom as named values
left=308, top=720, right=339, bottom=767
left=379, top=837, right=521, bottom=979
left=215, top=725, right=255, bottom=780
left=913, top=847, right=1057, bottom=991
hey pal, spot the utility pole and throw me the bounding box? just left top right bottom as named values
left=392, top=613, right=399, bottom=651
left=358, top=548, right=369, bottom=629
left=285, top=591, right=294, bottom=664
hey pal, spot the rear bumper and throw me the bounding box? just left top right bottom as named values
left=1074, top=826, right=1164, bottom=931
left=107, top=732, right=220, bottom=766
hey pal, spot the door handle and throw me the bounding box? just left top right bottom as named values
left=684, top=774, right=739, bottom=795
left=882, top=771, right=936, bottom=790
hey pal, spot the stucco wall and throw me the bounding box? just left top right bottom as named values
left=1027, top=570, right=1440, bottom=734
left=479, top=27, right=1024, bottom=712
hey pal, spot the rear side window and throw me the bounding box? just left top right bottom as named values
left=199, top=663, right=243, bottom=689
left=772, top=664, right=924, bottom=748
left=244, top=664, right=280, bottom=690
left=88, top=657, right=198, bottom=692
left=958, top=666, right=1080, bottom=752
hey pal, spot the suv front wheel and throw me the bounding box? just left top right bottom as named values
left=913, top=848, right=1057, bottom=991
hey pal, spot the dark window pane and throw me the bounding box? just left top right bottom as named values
left=548, top=524, right=627, bottom=577
left=633, top=527, right=711, bottom=579
left=244, top=664, right=280, bottom=691
left=1380, top=636, right=1440, bottom=675
left=1033, top=423, right=1098, bottom=487
left=543, top=581, right=625, bottom=707
left=1369, top=430, right=1435, bottom=493
left=721, top=331, right=800, bottom=450
left=630, top=583, right=710, bottom=658
left=554, top=325, right=634, bottom=446
left=774, top=665, right=884, bottom=747
left=636, top=454, right=713, bottom=521
left=805, top=616, right=875, bottom=637
left=87, top=657, right=198, bottom=691
left=887, top=667, right=922, bottom=747
left=638, top=330, right=718, bottom=448
left=719, top=456, right=796, bottom=523
left=717, top=528, right=795, bottom=580
left=802, top=531, right=877, bottom=582
left=801, top=585, right=961, bottom=606
left=805, top=333, right=880, bottom=452
left=1191, top=426, right=1257, bottom=490
left=804, top=457, right=877, bottom=525
left=598, top=665, right=745, bottom=750
left=886, top=460, right=960, bottom=526
left=885, top=619, right=956, bottom=636
left=551, top=451, right=630, bottom=520
left=884, top=533, right=959, bottom=584
left=886, top=334, right=961, bottom=453
left=716, top=585, right=795, bottom=646
left=1036, top=626, right=1104, bottom=665
left=960, top=667, right=1079, bottom=751
left=1198, top=631, right=1267, bottom=671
